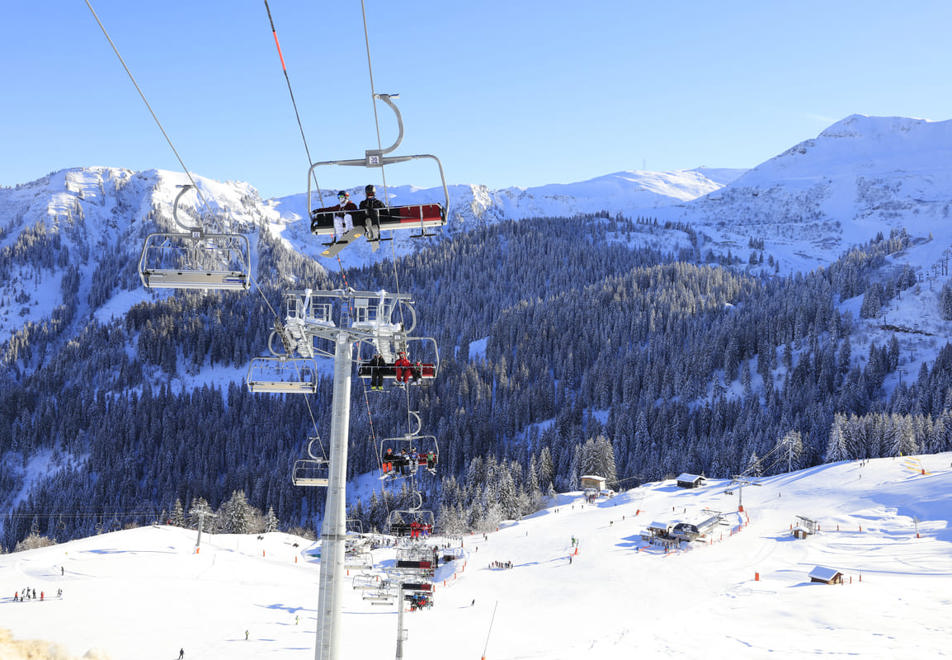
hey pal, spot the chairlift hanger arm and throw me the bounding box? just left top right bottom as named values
left=172, top=184, right=201, bottom=233
left=370, top=92, right=403, bottom=157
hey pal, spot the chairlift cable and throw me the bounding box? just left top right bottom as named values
left=359, top=0, right=391, bottom=205
left=302, top=394, right=327, bottom=461
left=263, top=0, right=323, bottom=200
left=354, top=2, right=418, bottom=462
left=83, top=0, right=212, bottom=216
left=357, top=0, right=408, bottom=334
left=246, top=270, right=281, bottom=321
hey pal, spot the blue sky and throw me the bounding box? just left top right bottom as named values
left=2, top=1, right=951, bottom=198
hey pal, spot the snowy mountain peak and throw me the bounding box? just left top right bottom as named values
left=679, top=114, right=952, bottom=273
left=818, top=113, right=936, bottom=140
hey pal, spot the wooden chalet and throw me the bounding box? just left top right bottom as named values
left=808, top=566, right=844, bottom=585
left=676, top=473, right=706, bottom=489
left=579, top=475, right=607, bottom=492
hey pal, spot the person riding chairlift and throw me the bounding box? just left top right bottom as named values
left=359, top=184, right=386, bottom=241
left=332, top=191, right=357, bottom=243
left=368, top=352, right=386, bottom=390
left=394, top=351, right=412, bottom=384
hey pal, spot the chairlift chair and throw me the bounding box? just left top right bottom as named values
left=344, top=551, right=374, bottom=570
left=139, top=185, right=251, bottom=290
left=358, top=336, right=440, bottom=388
left=246, top=357, right=319, bottom=394
left=352, top=573, right=384, bottom=591
left=380, top=433, right=438, bottom=480
left=307, top=94, right=449, bottom=246
left=292, top=437, right=329, bottom=487
left=363, top=590, right=396, bottom=605
left=387, top=508, right=436, bottom=539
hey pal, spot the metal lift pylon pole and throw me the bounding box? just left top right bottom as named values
left=315, top=332, right=353, bottom=660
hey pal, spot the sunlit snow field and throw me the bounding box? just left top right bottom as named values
left=2, top=452, right=950, bottom=659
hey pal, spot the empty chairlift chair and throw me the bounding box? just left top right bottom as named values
left=292, top=437, right=330, bottom=487
left=139, top=184, right=251, bottom=291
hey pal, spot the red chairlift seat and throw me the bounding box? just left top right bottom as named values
left=310, top=203, right=445, bottom=237
left=358, top=362, right=437, bottom=382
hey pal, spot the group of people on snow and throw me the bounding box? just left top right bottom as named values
left=12, top=586, right=61, bottom=602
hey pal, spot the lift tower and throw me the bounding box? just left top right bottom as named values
left=248, top=288, right=434, bottom=660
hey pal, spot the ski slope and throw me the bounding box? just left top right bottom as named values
left=1, top=453, right=950, bottom=659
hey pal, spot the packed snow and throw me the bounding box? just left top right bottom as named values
left=2, top=453, right=950, bottom=659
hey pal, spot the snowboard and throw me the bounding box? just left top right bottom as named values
left=320, top=226, right=364, bottom=258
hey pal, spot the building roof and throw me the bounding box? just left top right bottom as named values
left=579, top=475, right=606, bottom=481
left=676, top=473, right=705, bottom=483
left=809, top=566, right=841, bottom=581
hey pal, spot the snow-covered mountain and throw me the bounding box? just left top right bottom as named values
left=0, top=165, right=738, bottom=345
left=5, top=114, right=952, bottom=344
left=675, top=115, right=952, bottom=273
left=1, top=452, right=949, bottom=659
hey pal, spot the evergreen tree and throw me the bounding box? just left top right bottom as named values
left=170, top=498, right=185, bottom=527
left=825, top=414, right=850, bottom=462
left=537, top=446, right=555, bottom=493
left=264, top=506, right=279, bottom=533
left=220, top=490, right=255, bottom=534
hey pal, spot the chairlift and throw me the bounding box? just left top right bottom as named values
left=352, top=573, right=384, bottom=591
left=380, top=431, right=438, bottom=480
left=246, top=357, right=319, bottom=394
left=139, top=185, right=251, bottom=290
left=387, top=507, right=435, bottom=539
left=344, top=550, right=374, bottom=570
left=292, top=436, right=329, bottom=487
left=363, top=590, right=396, bottom=605
left=358, top=337, right=439, bottom=388
left=394, top=559, right=436, bottom=577
left=406, top=592, right=433, bottom=610
left=307, top=94, right=449, bottom=248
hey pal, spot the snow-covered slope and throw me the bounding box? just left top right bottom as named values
left=7, top=114, right=952, bottom=345
left=0, top=167, right=283, bottom=346
left=1, top=165, right=737, bottom=341
left=265, top=167, right=742, bottom=270
left=680, top=115, right=952, bottom=273
left=1, top=453, right=949, bottom=659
